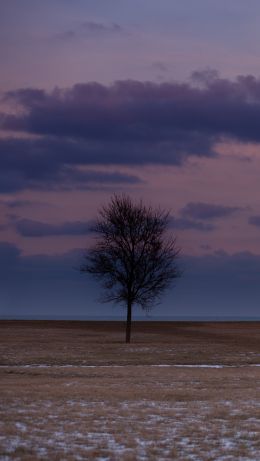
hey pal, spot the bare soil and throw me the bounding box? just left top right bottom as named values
left=0, top=321, right=259, bottom=460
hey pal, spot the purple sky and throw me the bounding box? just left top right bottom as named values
left=1, top=1, right=260, bottom=319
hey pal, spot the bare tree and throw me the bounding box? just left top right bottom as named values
left=80, top=195, right=181, bottom=342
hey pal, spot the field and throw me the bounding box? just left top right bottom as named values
left=0, top=320, right=259, bottom=461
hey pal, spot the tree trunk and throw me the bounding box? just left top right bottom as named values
left=125, top=299, right=132, bottom=343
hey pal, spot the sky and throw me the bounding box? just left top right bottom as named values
left=1, top=1, right=260, bottom=319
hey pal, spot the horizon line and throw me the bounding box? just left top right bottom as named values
left=1, top=315, right=260, bottom=322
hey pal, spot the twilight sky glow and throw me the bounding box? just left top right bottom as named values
left=1, top=1, right=260, bottom=319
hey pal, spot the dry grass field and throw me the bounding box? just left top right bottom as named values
left=0, top=320, right=259, bottom=460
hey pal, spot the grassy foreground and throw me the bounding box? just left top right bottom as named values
left=0, top=321, right=259, bottom=460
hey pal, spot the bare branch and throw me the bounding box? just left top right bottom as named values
left=80, top=194, right=182, bottom=341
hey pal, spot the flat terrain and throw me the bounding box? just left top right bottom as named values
left=0, top=321, right=259, bottom=460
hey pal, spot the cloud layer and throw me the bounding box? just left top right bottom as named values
left=0, top=136, right=142, bottom=192
left=4, top=73, right=260, bottom=144
left=1, top=241, right=259, bottom=318
left=248, top=215, right=260, bottom=227
left=15, top=219, right=91, bottom=237
left=56, top=21, right=125, bottom=41
left=2, top=73, right=260, bottom=193
left=171, top=216, right=215, bottom=232
left=180, top=202, right=242, bottom=220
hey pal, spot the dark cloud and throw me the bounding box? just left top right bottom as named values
left=171, top=216, right=215, bottom=231
left=180, top=202, right=242, bottom=220
left=0, top=199, right=47, bottom=209
left=56, top=21, right=125, bottom=41
left=0, top=134, right=206, bottom=193
left=3, top=74, right=260, bottom=193
left=150, top=61, right=169, bottom=73
left=4, top=74, right=260, bottom=144
left=0, top=242, right=98, bottom=319
left=248, top=215, right=260, bottom=227
left=81, top=21, right=124, bottom=36
left=8, top=210, right=223, bottom=241
left=15, top=219, right=91, bottom=237
left=6, top=200, right=36, bottom=208
left=0, top=241, right=21, bottom=273
left=1, top=242, right=260, bottom=318
left=0, top=199, right=38, bottom=209
left=0, top=137, right=142, bottom=192
left=183, top=249, right=260, bottom=281
left=1, top=82, right=217, bottom=156
left=191, top=68, right=220, bottom=86
left=200, top=244, right=212, bottom=251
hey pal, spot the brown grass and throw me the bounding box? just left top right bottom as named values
left=0, top=321, right=259, bottom=460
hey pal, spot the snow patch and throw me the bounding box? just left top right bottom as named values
left=1, top=363, right=260, bottom=369
left=15, top=422, right=27, bottom=432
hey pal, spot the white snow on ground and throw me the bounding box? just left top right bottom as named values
left=1, top=399, right=259, bottom=460
left=15, top=422, right=27, bottom=432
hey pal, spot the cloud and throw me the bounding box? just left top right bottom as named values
left=171, top=216, right=215, bottom=232
left=0, top=137, right=142, bottom=192
left=56, top=21, right=125, bottom=41
left=3, top=73, right=260, bottom=193
left=14, top=219, right=92, bottom=237
left=191, top=68, right=220, bottom=86
left=180, top=202, right=242, bottom=220
left=0, top=242, right=99, bottom=318
left=1, top=243, right=260, bottom=318
left=5, top=200, right=36, bottom=208
left=0, top=199, right=49, bottom=209
left=0, top=241, right=83, bottom=286
left=150, top=61, right=169, bottom=73
left=0, top=133, right=205, bottom=193
left=81, top=21, right=124, bottom=36
left=248, top=215, right=260, bottom=227
left=4, top=74, right=260, bottom=144
left=0, top=241, right=21, bottom=274
left=183, top=250, right=260, bottom=281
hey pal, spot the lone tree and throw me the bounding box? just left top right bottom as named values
left=80, top=195, right=181, bottom=342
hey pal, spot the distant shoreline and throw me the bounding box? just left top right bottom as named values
left=1, top=317, right=259, bottom=322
